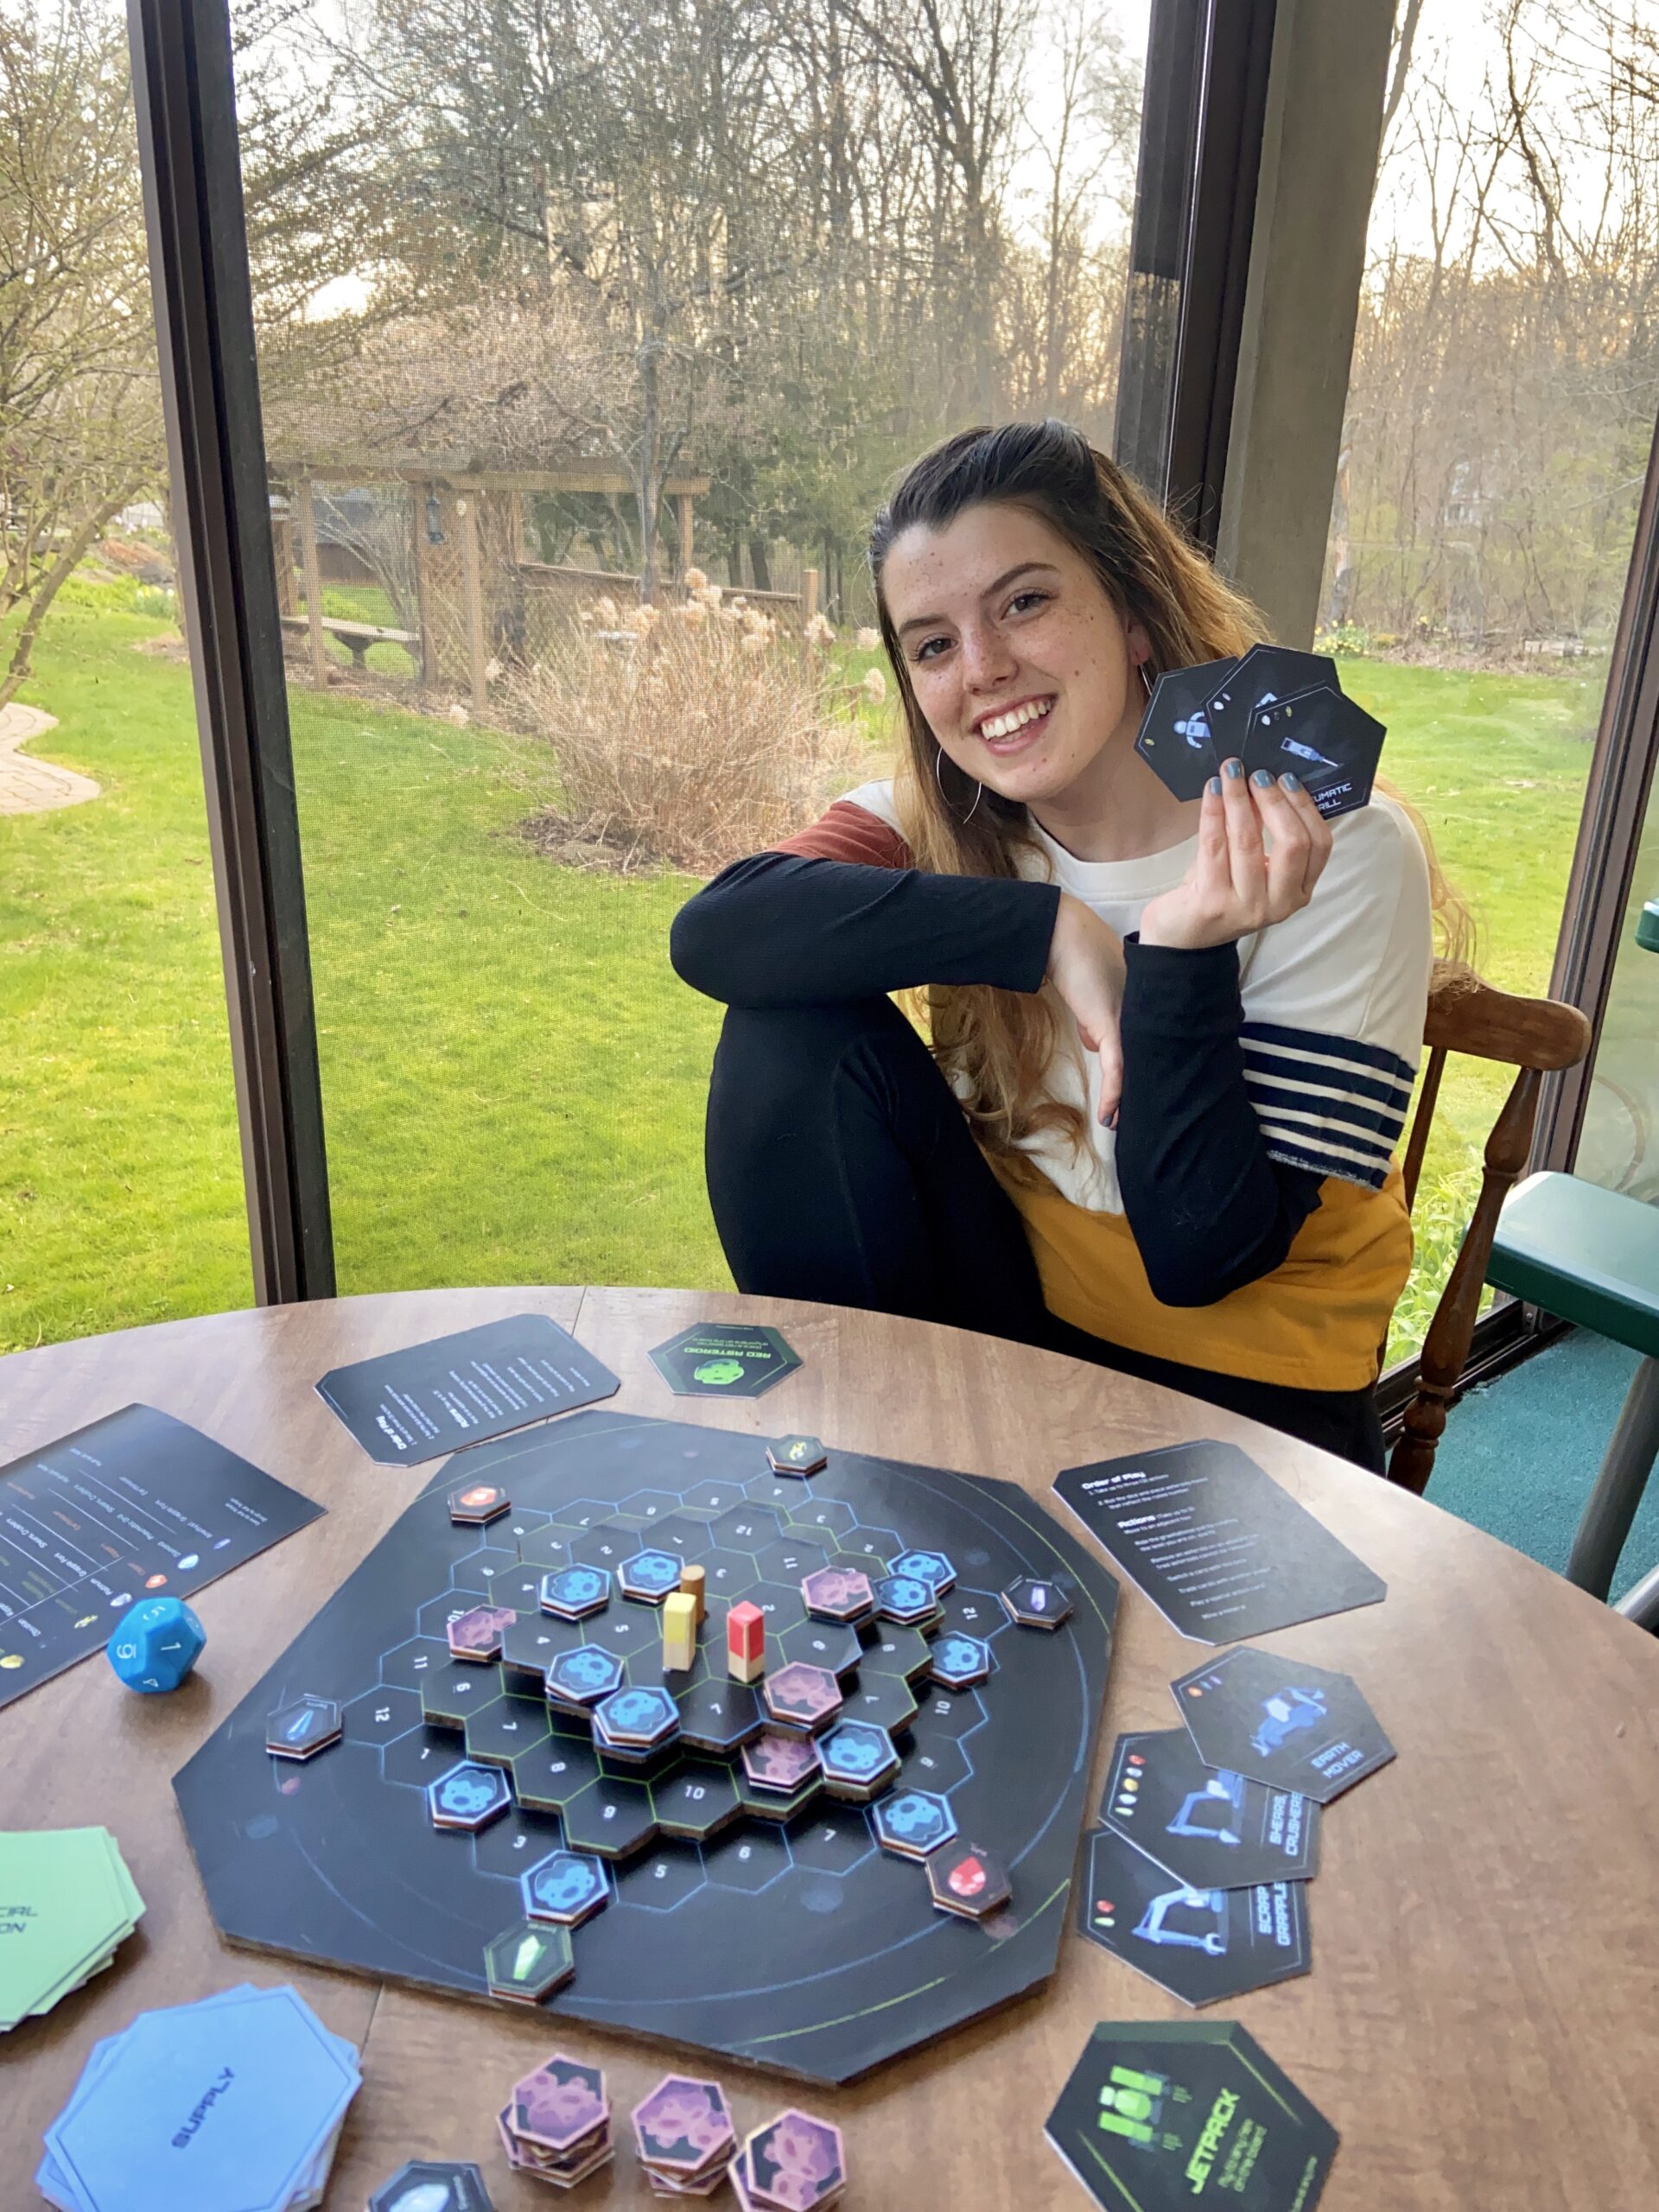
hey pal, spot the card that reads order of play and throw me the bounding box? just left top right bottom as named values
left=1076, top=1825, right=1311, bottom=2007
left=1135, top=640, right=1385, bottom=820
left=316, top=1313, right=621, bottom=1465
left=1100, top=1728, right=1319, bottom=1891
left=1173, top=1643, right=1395, bottom=1805
left=0, top=1404, right=322, bottom=1712
left=1046, top=2019, right=1339, bottom=2212
left=1052, top=1440, right=1385, bottom=1643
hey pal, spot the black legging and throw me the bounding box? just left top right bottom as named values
left=705, top=997, right=1385, bottom=1471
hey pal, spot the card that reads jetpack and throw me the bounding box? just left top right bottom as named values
left=1172, top=1643, right=1395, bottom=1805
left=1100, top=1727, right=1319, bottom=1891
left=1242, top=685, right=1386, bottom=820
left=1134, top=658, right=1237, bottom=800
left=1052, top=1440, right=1385, bottom=1643
left=1046, top=2018, right=1339, bottom=2212
left=1076, top=1824, right=1311, bottom=2007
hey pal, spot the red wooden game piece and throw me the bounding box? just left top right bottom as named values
left=727, top=1599, right=766, bottom=1684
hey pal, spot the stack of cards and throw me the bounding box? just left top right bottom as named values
left=631, top=2074, right=738, bottom=2198
left=0, top=1827, right=144, bottom=2032
left=1135, top=644, right=1386, bottom=820
left=36, top=1984, right=360, bottom=2212
left=729, top=2109, right=847, bottom=2212
left=498, top=2053, right=613, bottom=2190
left=1077, top=1648, right=1394, bottom=2007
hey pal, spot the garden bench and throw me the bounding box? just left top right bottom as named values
left=279, top=612, right=418, bottom=669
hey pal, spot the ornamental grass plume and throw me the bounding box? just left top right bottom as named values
left=507, top=604, right=868, bottom=872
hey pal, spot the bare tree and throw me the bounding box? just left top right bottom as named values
left=0, top=2, right=157, bottom=709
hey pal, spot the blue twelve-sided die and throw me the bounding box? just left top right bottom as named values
left=105, top=1595, right=206, bottom=1694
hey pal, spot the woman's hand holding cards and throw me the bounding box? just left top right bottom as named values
left=1046, top=893, right=1127, bottom=1127
left=1139, top=760, right=1332, bottom=952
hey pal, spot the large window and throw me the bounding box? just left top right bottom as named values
left=1, top=2, right=247, bottom=1351
left=1316, top=0, right=1659, bottom=1361
left=225, top=0, right=1158, bottom=1302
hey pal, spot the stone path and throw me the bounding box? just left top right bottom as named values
left=0, top=704, right=99, bottom=815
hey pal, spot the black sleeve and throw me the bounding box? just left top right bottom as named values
left=1115, top=937, right=1325, bottom=1308
left=670, top=852, right=1062, bottom=1007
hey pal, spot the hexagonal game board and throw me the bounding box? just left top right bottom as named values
left=175, top=1409, right=1118, bottom=2084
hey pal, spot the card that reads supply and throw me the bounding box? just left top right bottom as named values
left=1052, top=1440, right=1385, bottom=1642
left=316, top=1314, right=620, bottom=1465
left=0, top=1405, right=322, bottom=1712
left=1046, top=2019, right=1338, bottom=2212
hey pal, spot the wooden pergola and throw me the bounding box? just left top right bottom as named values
left=266, top=454, right=718, bottom=711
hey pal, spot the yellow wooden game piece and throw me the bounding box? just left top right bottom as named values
left=662, top=1591, right=698, bottom=1674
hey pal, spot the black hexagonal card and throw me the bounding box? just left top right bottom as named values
left=1100, top=1727, right=1319, bottom=1890
left=1046, top=2018, right=1338, bottom=2209
left=1134, top=657, right=1236, bottom=798
left=1076, top=1825, right=1311, bottom=2006
left=1172, top=1643, right=1395, bottom=1804
left=648, top=1321, right=802, bottom=1397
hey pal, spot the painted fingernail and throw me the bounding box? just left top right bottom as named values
left=1207, top=776, right=1222, bottom=797
left=1252, top=769, right=1274, bottom=788
left=1224, top=757, right=1243, bottom=779
left=1280, top=771, right=1302, bottom=792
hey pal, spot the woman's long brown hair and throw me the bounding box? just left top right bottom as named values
left=868, top=419, right=1471, bottom=1185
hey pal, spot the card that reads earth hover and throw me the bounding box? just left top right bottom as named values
left=1046, top=2018, right=1338, bottom=2212
left=1172, top=1644, right=1395, bottom=1805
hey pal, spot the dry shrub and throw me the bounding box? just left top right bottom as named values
left=507, top=608, right=869, bottom=873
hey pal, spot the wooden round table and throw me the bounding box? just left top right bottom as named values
left=3, top=1286, right=1657, bottom=2209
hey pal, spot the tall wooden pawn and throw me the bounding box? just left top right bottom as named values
left=662, top=1592, right=698, bottom=1675
left=679, top=1561, right=707, bottom=1627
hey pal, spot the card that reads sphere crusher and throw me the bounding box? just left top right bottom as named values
left=1046, top=2019, right=1339, bottom=2212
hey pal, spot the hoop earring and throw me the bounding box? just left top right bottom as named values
left=936, top=744, right=983, bottom=825
left=1140, top=662, right=1154, bottom=701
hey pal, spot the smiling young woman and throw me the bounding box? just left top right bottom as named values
left=670, top=422, right=1449, bottom=1470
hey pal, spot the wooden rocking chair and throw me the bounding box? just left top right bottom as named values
left=1384, top=963, right=1592, bottom=1495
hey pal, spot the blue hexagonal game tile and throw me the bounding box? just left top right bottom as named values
left=427, top=1760, right=512, bottom=1832
left=522, top=1847, right=611, bottom=1926
left=874, top=1789, right=957, bottom=1859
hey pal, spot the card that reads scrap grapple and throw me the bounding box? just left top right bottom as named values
left=648, top=1322, right=802, bottom=1398
left=1172, top=1643, right=1395, bottom=1805
left=1046, top=2018, right=1338, bottom=2212
left=1100, top=1727, right=1319, bottom=1891
left=1077, top=1826, right=1311, bottom=2008
left=1052, top=1440, right=1385, bottom=1643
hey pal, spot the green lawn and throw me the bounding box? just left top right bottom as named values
left=0, top=591, right=1601, bottom=1360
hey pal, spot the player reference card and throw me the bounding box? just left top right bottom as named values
left=316, top=1313, right=620, bottom=1465
left=0, top=1404, right=321, bottom=1712
left=1052, top=1440, right=1385, bottom=1642
left=1046, top=2019, right=1338, bottom=2211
